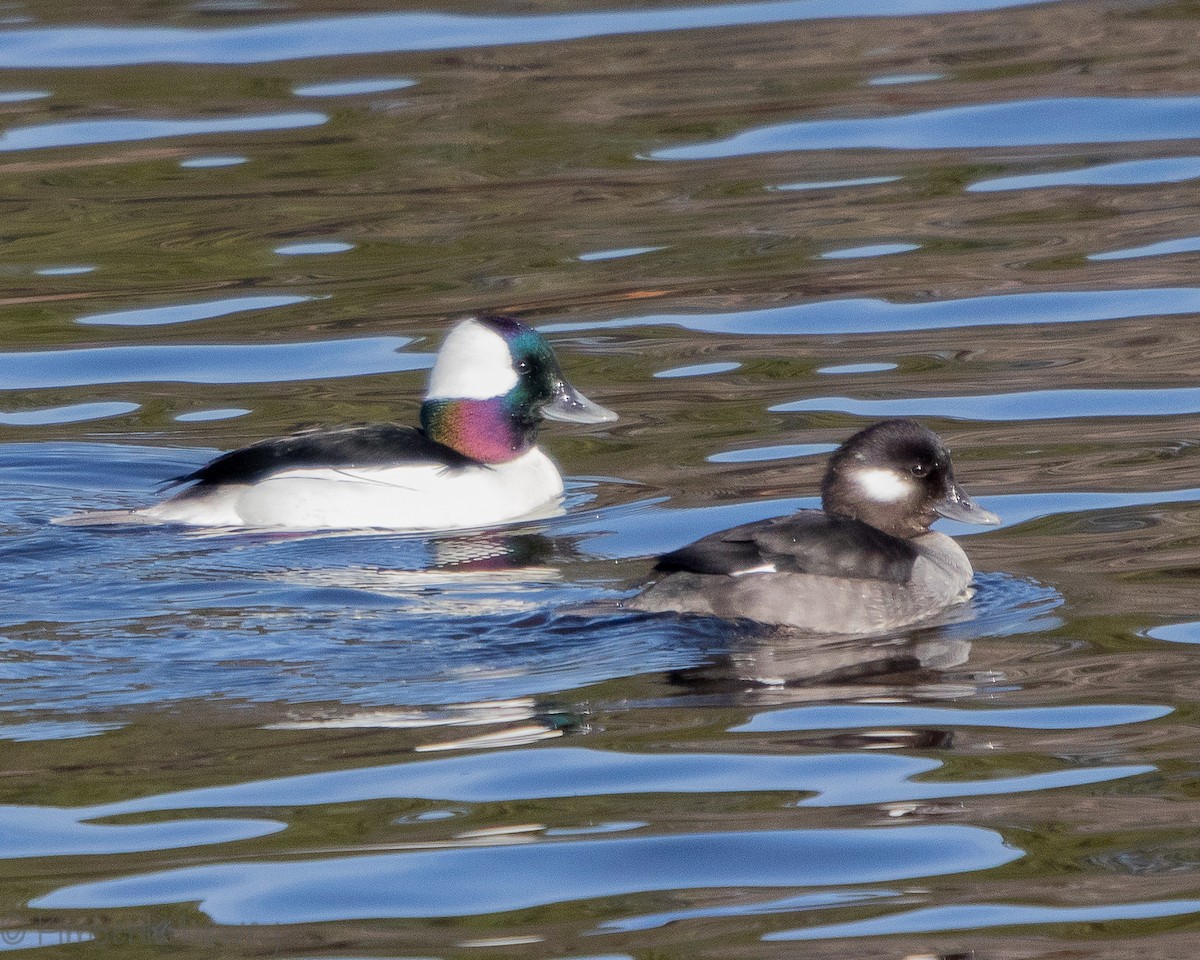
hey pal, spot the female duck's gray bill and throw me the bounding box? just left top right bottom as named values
left=934, top=482, right=1000, bottom=525
left=542, top=381, right=618, bottom=424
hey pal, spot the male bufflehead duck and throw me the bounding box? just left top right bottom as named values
left=66, top=315, right=615, bottom=531
left=626, top=419, right=999, bottom=633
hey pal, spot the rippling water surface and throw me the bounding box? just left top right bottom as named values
left=6, top=0, right=1200, bottom=957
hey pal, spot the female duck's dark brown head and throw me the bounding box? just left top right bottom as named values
left=820, top=418, right=999, bottom=539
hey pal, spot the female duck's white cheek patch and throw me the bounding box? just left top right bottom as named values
left=852, top=467, right=911, bottom=503
left=426, top=320, right=520, bottom=400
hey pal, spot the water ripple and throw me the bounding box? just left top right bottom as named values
left=540, top=287, right=1200, bottom=336
left=179, top=154, right=247, bottom=168
left=651, top=97, right=1200, bottom=159
left=77, top=294, right=311, bottom=327
left=0, top=401, right=139, bottom=425
left=1089, top=235, right=1200, bottom=262
left=0, top=112, right=326, bottom=152
left=602, top=889, right=898, bottom=932
left=35, top=266, right=95, bottom=276
left=0, top=90, right=50, bottom=103
left=772, top=387, right=1200, bottom=421
left=292, top=78, right=416, bottom=97
left=820, top=242, right=919, bottom=259
left=707, top=442, right=836, bottom=463
left=77, top=746, right=1148, bottom=817
left=0, top=0, right=1062, bottom=68
left=579, top=245, right=665, bottom=262
left=1145, top=622, right=1200, bottom=645
left=274, top=241, right=354, bottom=255
left=654, top=361, right=741, bottom=379
left=1, top=804, right=284, bottom=859
left=968, top=155, right=1200, bottom=192
left=0, top=932, right=96, bottom=951
left=941, top=488, right=1200, bottom=534
left=733, top=703, right=1172, bottom=733
left=771, top=175, right=901, bottom=191
left=768, top=898, right=1200, bottom=940
left=0, top=337, right=426, bottom=388
left=32, top=825, right=1021, bottom=921
left=817, top=362, right=897, bottom=374
left=0, top=720, right=121, bottom=742
left=174, top=408, right=250, bottom=422
left=867, top=72, right=944, bottom=86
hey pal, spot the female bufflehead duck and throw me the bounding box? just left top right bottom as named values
left=68, top=315, right=615, bottom=531
left=626, top=419, right=999, bottom=634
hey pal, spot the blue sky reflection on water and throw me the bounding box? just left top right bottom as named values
left=732, top=703, right=1172, bottom=733
left=540, top=287, right=1200, bottom=335
left=41, top=745, right=1138, bottom=815
left=274, top=241, right=355, bottom=255
left=292, top=78, right=417, bottom=97
left=651, top=97, right=1200, bottom=159
left=33, top=824, right=1020, bottom=921
left=772, top=387, right=1200, bottom=421
left=771, top=175, right=902, bottom=191
left=600, top=889, right=896, bottom=933
left=0, top=113, right=326, bottom=152
left=0, top=338, right=427, bottom=388
left=77, top=295, right=312, bottom=327
left=0, top=402, right=140, bottom=426
left=968, top=155, right=1200, bottom=191
left=0, top=0, right=1060, bottom=67
left=820, top=242, right=920, bottom=259
left=0, top=90, right=50, bottom=103
left=179, top=155, right=248, bottom=168
left=769, top=899, right=1200, bottom=941
left=1089, top=235, right=1200, bottom=261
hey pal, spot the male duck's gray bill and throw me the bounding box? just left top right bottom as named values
left=542, top=380, right=618, bottom=424
left=934, top=481, right=1001, bottom=525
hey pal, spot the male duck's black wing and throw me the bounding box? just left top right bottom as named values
left=654, top=511, right=918, bottom=584
left=165, top=424, right=481, bottom=489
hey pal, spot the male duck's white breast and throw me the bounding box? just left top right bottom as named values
left=144, top=447, right=564, bottom=530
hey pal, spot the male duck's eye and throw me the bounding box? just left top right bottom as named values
left=910, top=463, right=929, bottom=478
left=515, top=359, right=531, bottom=374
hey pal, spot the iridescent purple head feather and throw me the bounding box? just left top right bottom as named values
left=420, top=315, right=615, bottom=464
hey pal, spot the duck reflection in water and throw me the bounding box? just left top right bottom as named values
left=265, top=530, right=565, bottom=618
left=667, top=617, right=974, bottom=738
left=663, top=603, right=992, bottom=753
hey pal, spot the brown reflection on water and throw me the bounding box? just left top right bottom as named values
left=6, top=0, right=1200, bottom=350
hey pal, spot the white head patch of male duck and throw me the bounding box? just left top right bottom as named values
left=426, top=319, right=519, bottom=401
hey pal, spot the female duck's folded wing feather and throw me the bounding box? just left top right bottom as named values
left=654, top=512, right=919, bottom=584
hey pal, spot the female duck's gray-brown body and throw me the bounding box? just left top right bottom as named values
left=627, top=419, right=999, bottom=634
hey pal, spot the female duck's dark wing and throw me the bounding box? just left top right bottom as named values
left=165, top=424, right=481, bottom=489
left=654, top=512, right=918, bottom=584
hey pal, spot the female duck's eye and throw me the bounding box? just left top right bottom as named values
left=910, top=463, right=929, bottom=478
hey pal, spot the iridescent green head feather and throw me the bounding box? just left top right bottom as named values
left=420, top=315, right=616, bottom=464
